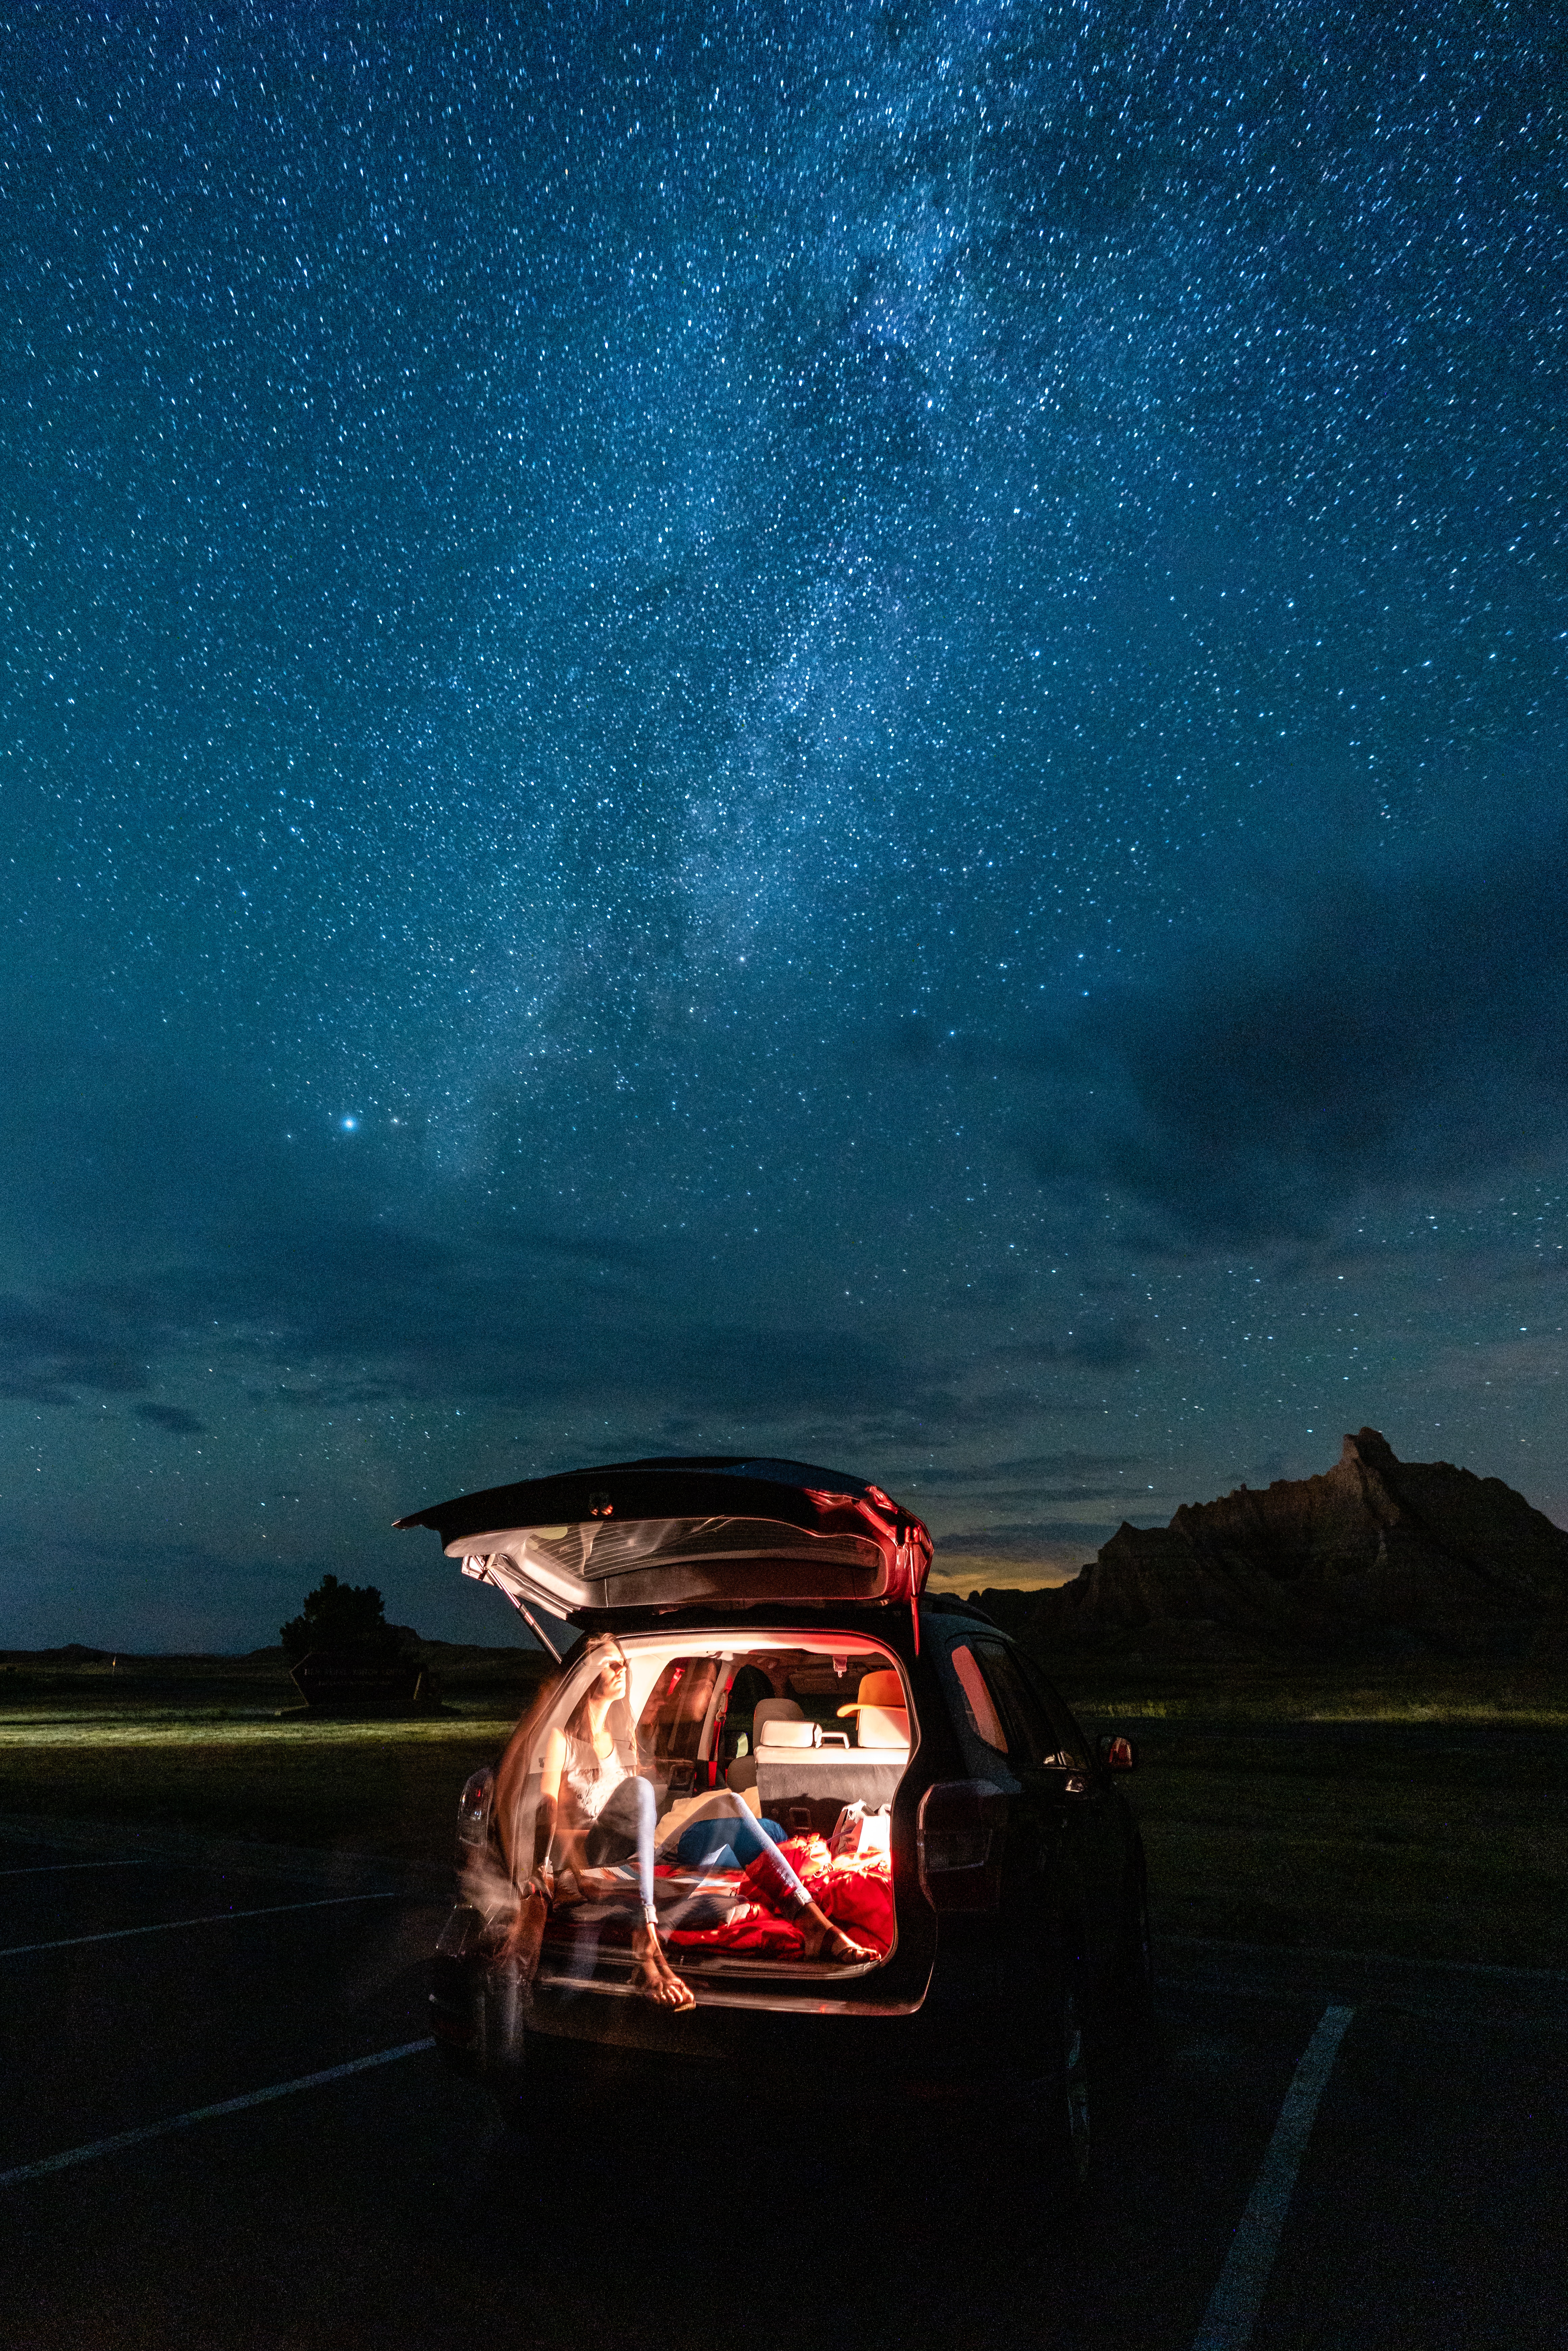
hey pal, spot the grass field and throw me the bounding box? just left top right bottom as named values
left=2, top=1654, right=1564, bottom=1967
left=0, top=1651, right=548, bottom=1866
left=1059, top=1661, right=1568, bottom=1971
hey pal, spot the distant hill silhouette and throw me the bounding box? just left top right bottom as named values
left=0, top=1643, right=113, bottom=1664
left=1008, top=1429, right=1568, bottom=1660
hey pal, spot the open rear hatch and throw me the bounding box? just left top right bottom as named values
left=405, top=1460, right=938, bottom=2012
left=395, top=1454, right=933, bottom=1641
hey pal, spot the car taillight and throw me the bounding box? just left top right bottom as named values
left=456, top=1767, right=493, bottom=1857
left=916, top=1779, right=1006, bottom=1912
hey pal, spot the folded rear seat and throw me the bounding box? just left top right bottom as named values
left=753, top=1715, right=909, bottom=1832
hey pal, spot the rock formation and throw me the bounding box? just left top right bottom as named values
left=1025, top=1428, right=1568, bottom=1659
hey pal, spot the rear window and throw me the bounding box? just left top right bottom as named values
left=970, top=1641, right=1085, bottom=1768
left=1012, top=1652, right=1091, bottom=1769
left=948, top=1644, right=1008, bottom=1752
left=947, top=1638, right=1088, bottom=1771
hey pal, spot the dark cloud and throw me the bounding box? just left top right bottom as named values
left=908, top=1451, right=1145, bottom=1488
left=133, top=1403, right=206, bottom=1435
left=0, top=1530, right=375, bottom=1654
left=967, top=1484, right=1133, bottom=1503
left=0, top=1218, right=948, bottom=1442
left=472, top=1222, right=660, bottom=1270
left=0, top=1026, right=947, bottom=1435
left=990, top=1326, right=1149, bottom=1370
left=0, top=1294, right=150, bottom=1406
left=1009, top=813, right=1568, bottom=1243
left=936, top=1522, right=1122, bottom=1553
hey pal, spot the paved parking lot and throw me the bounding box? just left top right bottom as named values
left=2, top=1816, right=1564, bottom=2351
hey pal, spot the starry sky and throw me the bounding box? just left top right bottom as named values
left=3, top=3, right=1565, bottom=1651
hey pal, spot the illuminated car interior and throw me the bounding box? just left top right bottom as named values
left=505, top=1632, right=915, bottom=1978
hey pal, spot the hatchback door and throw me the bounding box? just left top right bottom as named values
left=394, top=1455, right=932, bottom=1631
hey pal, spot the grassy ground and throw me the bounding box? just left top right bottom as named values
left=2, top=1655, right=1564, bottom=1966
left=0, top=1651, right=548, bottom=1866
left=1057, top=1661, right=1568, bottom=1971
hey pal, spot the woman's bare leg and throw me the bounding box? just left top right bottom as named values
left=632, top=1908, right=697, bottom=2008
left=798, top=1899, right=879, bottom=1963
left=617, top=1778, right=694, bottom=2008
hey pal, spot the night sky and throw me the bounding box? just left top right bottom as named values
left=3, top=4, right=1564, bottom=1651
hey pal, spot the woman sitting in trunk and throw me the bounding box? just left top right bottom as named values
left=497, top=1644, right=878, bottom=2008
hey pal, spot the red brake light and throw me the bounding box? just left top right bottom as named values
left=456, top=1769, right=492, bottom=1851
left=916, top=1779, right=1007, bottom=1913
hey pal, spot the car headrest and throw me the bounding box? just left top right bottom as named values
left=758, top=1718, right=819, bottom=1748
left=855, top=1703, right=910, bottom=1750
left=837, top=1668, right=904, bottom=1720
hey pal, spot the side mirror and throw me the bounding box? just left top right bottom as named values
left=1096, top=1732, right=1137, bottom=1773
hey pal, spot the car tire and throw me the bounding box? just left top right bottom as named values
left=1007, top=1951, right=1092, bottom=2215
left=1116, top=1857, right=1159, bottom=2063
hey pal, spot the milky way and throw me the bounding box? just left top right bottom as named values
left=2, top=4, right=1564, bottom=1645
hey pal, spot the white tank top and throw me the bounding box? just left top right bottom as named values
left=560, top=1730, right=630, bottom=1831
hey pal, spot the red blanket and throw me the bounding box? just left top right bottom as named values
left=667, top=1834, right=894, bottom=1957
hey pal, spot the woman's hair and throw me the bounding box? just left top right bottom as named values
left=562, top=1643, right=628, bottom=1744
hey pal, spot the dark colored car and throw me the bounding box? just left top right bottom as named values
left=399, top=1455, right=1152, bottom=2201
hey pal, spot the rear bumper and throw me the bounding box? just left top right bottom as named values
left=430, top=1901, right=1006, bottom=2101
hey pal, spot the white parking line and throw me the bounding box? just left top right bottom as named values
left=0, top=1892, right=404, bottom=1959
left=0, top=2040, right=432, bottom=2189
left=0, top=1859, right=151, bottom=1876
left=1192, top=2003, right=1355, bottom=2351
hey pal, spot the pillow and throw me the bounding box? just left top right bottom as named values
left=654, top=1784, right=761, bottom=1853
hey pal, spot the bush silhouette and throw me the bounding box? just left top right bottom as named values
left=280, top=1574, right=398, bottom=1662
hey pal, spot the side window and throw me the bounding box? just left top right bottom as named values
left=948, top=1643, right=1008, bottom=1753
left=972, top=1641, right=1063, bottom=1767
left=1011, top=1651, right=1091, bottom=1769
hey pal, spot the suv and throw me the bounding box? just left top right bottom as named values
left=400, top=1455, right=1152, bottom=2200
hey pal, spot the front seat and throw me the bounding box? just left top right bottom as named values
left=728, top=1698, right=805, bottom=1792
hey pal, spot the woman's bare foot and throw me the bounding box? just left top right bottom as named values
left=632, top=1920, right=696, bottom=2011
left=800, top=1904, right=879, bottom=1964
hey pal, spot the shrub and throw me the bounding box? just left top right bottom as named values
left=280, top=1574, right=399, bottom=1662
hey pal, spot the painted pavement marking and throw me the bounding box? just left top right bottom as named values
left=0, top=1891, right=403, bottom=1959
left=0, top=1859, right=151, bottom=1876
left=1192, top=2003, right=1355, bottom=2351
left=0, top=2041, right=433, bottom=2188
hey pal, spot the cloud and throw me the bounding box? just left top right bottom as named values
left=907, top=1450, right=1145, bottom=1489
left=0, top=1294, right=150, bottom=1406
left=926, top=1519, right=1115, bottom=1592
left=0, top=1221, right=953, bottom=1445
left=133, top=1403, right=206, bottom=1435
left=0, top=1534, right=304, bottom=1653
left=990, top=1326, right=1149, bottom=1370
left=936, top=1521, right=1128, bottom=1552
left=1428, top=1333, right=1568, bottom=1395
left=1007, top=812, right=1568, bottom=1243
left=0, top=1022, right=953, bottom=1437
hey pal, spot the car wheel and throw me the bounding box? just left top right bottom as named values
left=1009, top=1955, right=1092, bottom=2213
left=1048, top=1968, right=1093, bottom=2204
left=1117, top=1860, right=1158, bottom=2050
